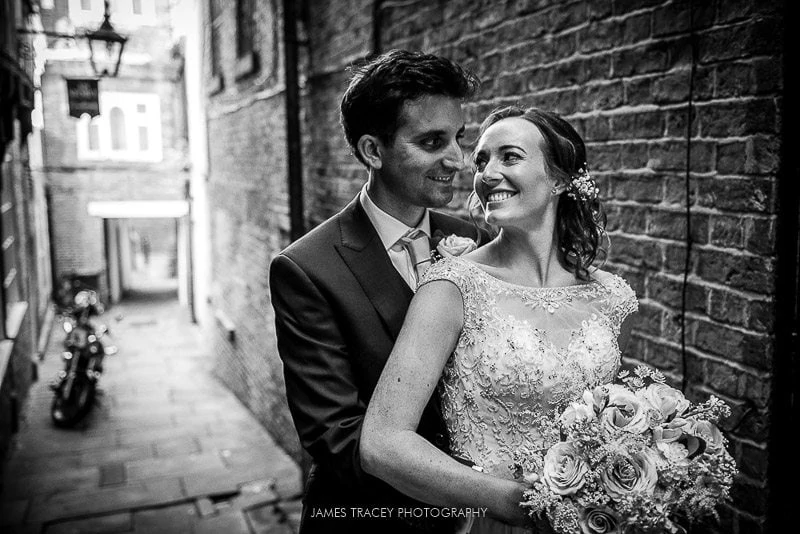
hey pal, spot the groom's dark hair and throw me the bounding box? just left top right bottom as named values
left=340, top=49, right=480, bottom=166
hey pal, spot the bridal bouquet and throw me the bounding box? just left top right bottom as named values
left=516, top=366, right=738, bottom=534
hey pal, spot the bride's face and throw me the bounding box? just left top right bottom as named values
left=472, top=117, right=558, bottom=229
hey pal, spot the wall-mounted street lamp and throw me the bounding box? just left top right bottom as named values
left=17, top=0, right=127, bottom=78
left=84, top=0, right=128, bottom=78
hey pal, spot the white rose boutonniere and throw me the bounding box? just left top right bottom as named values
left=433, top=234, right=478, bottom=260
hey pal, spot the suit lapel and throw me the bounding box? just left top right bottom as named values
left=335, top=197, right=413, bottom=339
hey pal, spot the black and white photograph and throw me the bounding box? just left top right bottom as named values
left=0, top=1, right=795, bottom=533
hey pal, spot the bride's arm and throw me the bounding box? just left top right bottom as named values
left=361, top=280, right=529, bottom=526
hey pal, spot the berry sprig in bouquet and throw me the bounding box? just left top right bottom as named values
left=516, top=366, right=738, bottom=534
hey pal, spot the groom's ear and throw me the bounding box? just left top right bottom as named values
left=357, top=135, right=383, bottom=170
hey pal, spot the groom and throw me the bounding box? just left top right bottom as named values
left=269, top=50, right=482, bottom=533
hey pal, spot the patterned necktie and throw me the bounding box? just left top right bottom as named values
left=398, top=229, right=432, bottom=287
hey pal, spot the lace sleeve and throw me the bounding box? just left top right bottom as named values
left=596, top=271, right=639, bottom=335
left=418, top=258, right=479, bottom=338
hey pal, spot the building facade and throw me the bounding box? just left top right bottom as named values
left=0, top=0, right=55, bottom=471
left=38, top=0, right=189, bottom=305
left=200, top=2, right=795, bottom=533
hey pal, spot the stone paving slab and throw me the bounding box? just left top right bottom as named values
left=131, top=503, right=198, bottom=533
left=28, top=478, right=185, bottom=522
left=1, top=295, right=302, bottom=533
left=46, top=512, right=132, bottom=534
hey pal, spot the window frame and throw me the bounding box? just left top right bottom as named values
left=76, top=91, right=163, bottom=162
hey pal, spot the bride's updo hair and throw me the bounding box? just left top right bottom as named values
left=474, top=105, right=607, bottom=281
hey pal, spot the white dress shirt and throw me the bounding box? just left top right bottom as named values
left=359, top=185, right=431, bottom=289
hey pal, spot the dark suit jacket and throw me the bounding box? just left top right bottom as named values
left=269, top=196, right=485, bottom=533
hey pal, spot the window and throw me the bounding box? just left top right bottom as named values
left=0, top=139, right=25, bottom=339
left=235, top=0, right=258, bottom=79
left=110, top=107, right=127, bottom=150
left=76, top=92, right=162, bottom=162
left=68, top=0, right=156, bottom=28
left=207, top=0, right=225, bottom=93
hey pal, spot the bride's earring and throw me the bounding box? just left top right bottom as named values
left=551, top=185, right=559, bottom=196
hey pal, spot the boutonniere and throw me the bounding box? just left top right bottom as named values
left=431, top=230, right=478, bottom=262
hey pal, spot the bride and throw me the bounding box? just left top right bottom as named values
left=361, top=106, right=638, bottom=533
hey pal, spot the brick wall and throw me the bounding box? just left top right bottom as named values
left=203, top=2, right=785, bottom=531
left=201, top=0, right=300, bottom=460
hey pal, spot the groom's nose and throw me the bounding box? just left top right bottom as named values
left=442, top=139, right=465, bottom=171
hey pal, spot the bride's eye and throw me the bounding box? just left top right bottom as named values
left=474, top=155, right=487, bottom=172
left=503, top=151, right=522, bottom=163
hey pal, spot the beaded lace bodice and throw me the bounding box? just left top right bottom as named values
left=419, top=257, right=638, bottom=479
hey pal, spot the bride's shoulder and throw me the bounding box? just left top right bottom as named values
left=591, top=269, right=637, bottom=299
left=424, top=256, right=472, bottom=279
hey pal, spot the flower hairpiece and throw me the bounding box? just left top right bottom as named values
left=566, top=164, right=599, bottom=202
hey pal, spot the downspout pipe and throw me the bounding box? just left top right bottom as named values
left=283, top=0, right=304, bottom=241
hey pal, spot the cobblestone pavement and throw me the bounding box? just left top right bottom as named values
left=0, top=287, right=302, bottom=533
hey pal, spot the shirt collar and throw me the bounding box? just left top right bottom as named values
left=359, top=185, right=431, bottom=251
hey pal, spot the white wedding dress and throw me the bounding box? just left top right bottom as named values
left=420, top=257, right=638, bottom=534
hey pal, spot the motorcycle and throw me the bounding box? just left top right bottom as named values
left=50, top=289, right=117, bottom=427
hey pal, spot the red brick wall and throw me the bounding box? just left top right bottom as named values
left=204, top=2, right=785, bottom=530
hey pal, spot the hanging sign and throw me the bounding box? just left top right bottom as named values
left=66, top=78, right=100, bottom=118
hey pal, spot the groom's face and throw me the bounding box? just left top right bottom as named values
left=372, top=94, right=466, bottom=216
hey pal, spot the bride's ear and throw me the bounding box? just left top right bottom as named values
left=357, top=135, right=383, bottom=170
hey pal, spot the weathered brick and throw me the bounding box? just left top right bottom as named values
left=708, top=288, right=748, bottom=327
left=580, top=114, right=612, bottom=140
left=709, top=215, right=744, bottom=248
left=698, top=99, right=778, bottom=137
left=737, top=441, right=769, bottom=480
left=746, top=298, right=775, bottom=334
left=647, top=140, right=686, bottom=171
left=578, top=19, right=624, bottom=53
left=621, top=12, right=651, bottom=45
left=609, top=235, right=661, bottom=269
left=646, top=273, right=706, bottom=313
left=695, top=248, right=775, bottom=294
left=614, top=204, right=648, bottom=235
left=643, top=340, right=683, bottom=375
left=745, top=135, right=780, bottom=175
left=699, top=18, right=782, bottom=63
left=696, top=176, right=774, bottom=213
left=613, top=0, right=662, bottom=16
left=612, top=43, right=669, bottom=77
left=744, top=217, right=775, bottom=255
left=609, top=173, right=662, bottom=203
left=577, top=83, right=624, bottom=113
left=651, top=69, right=692, bottom=104
left=716, top=140, right=748, bottom=175
left=652, top=1, right=691, bottom=37
left=619, top=142, right=649, bottom=168
left=610, top=110, right=663, bottom=140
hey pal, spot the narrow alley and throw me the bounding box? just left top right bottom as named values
left=0, top=289, right=302, bottom=534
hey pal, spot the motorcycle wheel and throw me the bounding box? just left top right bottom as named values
left=51, top=374, right=96, bottom=427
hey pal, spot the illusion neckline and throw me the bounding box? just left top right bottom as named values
left=451, top=256, right=601, bottom=292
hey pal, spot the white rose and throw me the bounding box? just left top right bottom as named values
left=600, top=385, right=650, bottom=434
left=436, top=235, right=478, bottom=257
left=542, top=442, right=589, bottom=496
left=561, top=401, right=597, bottom=427
left=689, top=420, right=726, bottom=455
left=600, top=449, right=658, bottom=499
left=637, top=383, right=690, bottom=422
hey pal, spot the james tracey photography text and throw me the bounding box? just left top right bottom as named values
left=309, top=507, right=489, bottom=519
